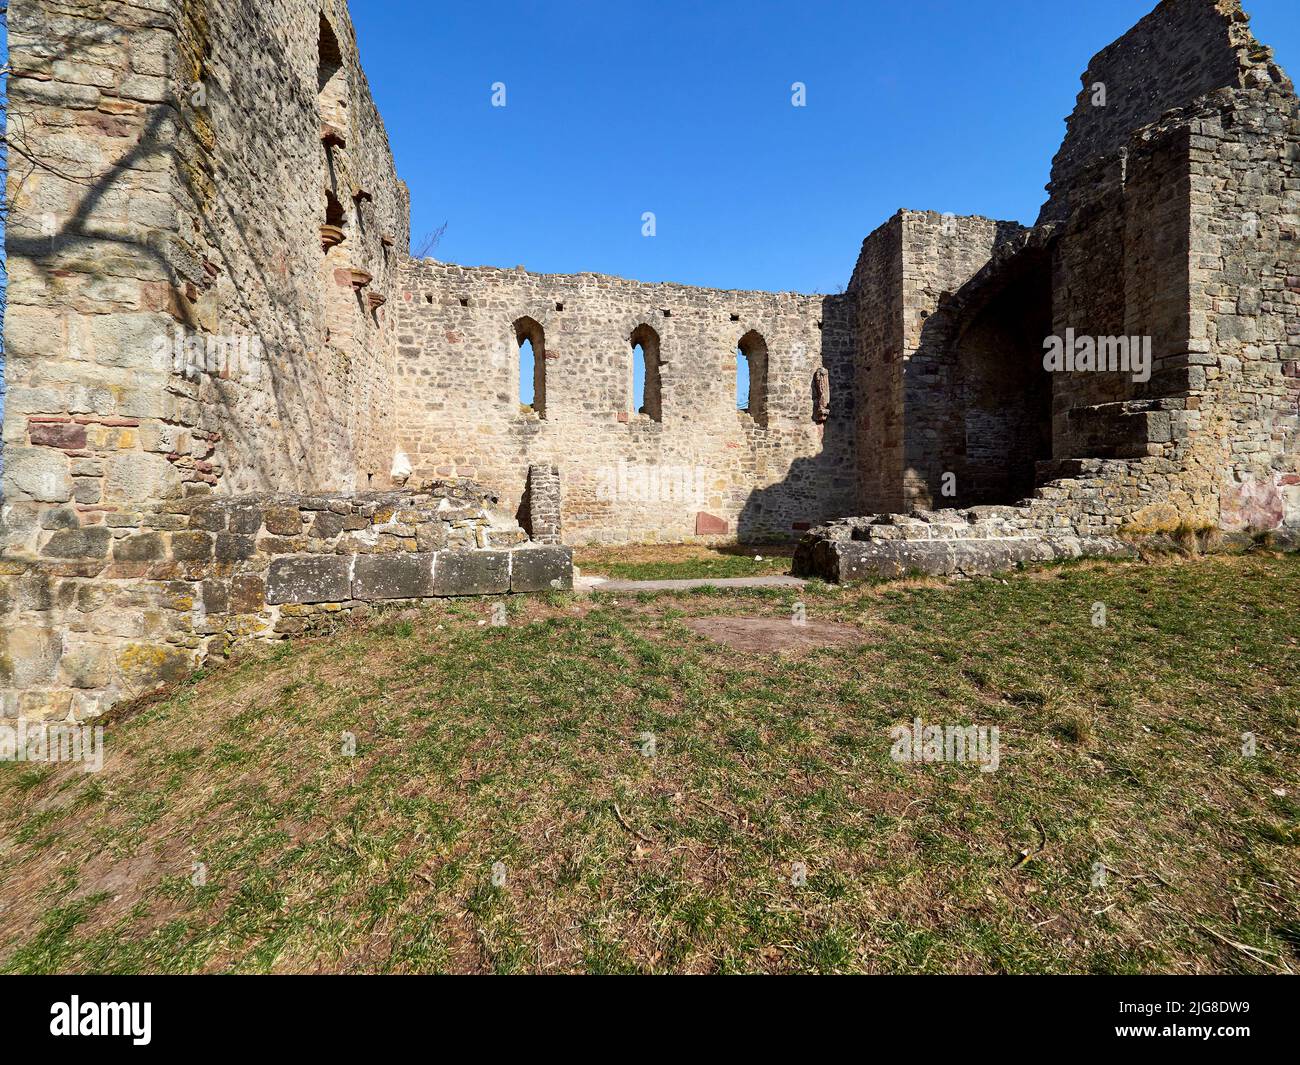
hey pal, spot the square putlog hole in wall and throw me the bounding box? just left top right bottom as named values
left=730, top=313, right=740, bottom=322
left=555, top=302, right=564, bottom=311
left=459, top=297, right=470, bottom=307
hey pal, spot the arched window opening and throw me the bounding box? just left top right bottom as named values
left=318, top=18, right=351, bottom=255
left=324, top=191, right=346, bottom=228
left=515, top=317, right=546, bottom=417
left=318, top=17, right=347, bottom=128
left=736, top=330, right=768, bottom=427
left=630, top=324, right=662, bottom=422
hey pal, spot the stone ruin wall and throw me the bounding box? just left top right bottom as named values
left=1188, top=85, right=1300, bottom=532
left=1040, top=0, right=1285, bottom=224
left=2, top=0, right=409, bottom=539
left=393, top=260, right=859, bottom=544
left=1, top=0, right=413, bottom=718
left=858, top=0, right=1299, bottom=536
left=1037, top=0, right=1299, bottom=532
left=0, top=483, right=572, bottom=719
left=2, top=0, right=1298, bottom=711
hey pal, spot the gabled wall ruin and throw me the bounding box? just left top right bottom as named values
left=1, top=0, right=1297, bottom=712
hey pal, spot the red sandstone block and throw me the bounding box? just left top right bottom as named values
left=28, top=416, right=71, bottom=423
left=29, top=422, right=87, bottom=449
left=696, top=512, right=728, bottom=536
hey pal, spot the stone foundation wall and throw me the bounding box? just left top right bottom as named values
left=393, top=260, right=859, bottom=544
left=792, top=506, right=1136, bottom=583
left=0, top=482, right=572, bottom=720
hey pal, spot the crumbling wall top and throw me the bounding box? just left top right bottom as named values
left=1040, top=0, right=1292, bottom=222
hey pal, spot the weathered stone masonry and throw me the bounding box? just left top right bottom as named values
left=796, top=0, right=1299, bottom=581
left=0, top=482, right=571, bottom=718
left=2, top=0, right=1298, bottom=711
left=393, top=261, right=858, bottom=544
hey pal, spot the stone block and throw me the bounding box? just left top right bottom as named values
left=86, top=311, right=170, bottom=371
left=40, top=507, right=82, bottom=531
left=265, top=506, right=304, bottom=536
left=113, top=532, right=166, bottom=562
left=226, top=506, right=264, bottom=534
left=201, top=579, right=230, bottom=615
left=104, top=451, right=179, bottom=502
left=171, top=531, right=214, bottom=561
left=6, top=447, right=74, bottom=503
left=509, top=546, right=574, bottom=593
left=73, top=478, right=103, bottom=505
left=188, top=504, right=228, bottom=532
left=59, top=640, right=116, bottom=689
left=29, top=422, right=87, bottom=449
left=696, top=512, right=728, bottom=535
left=215, top=534, right=257, bottom=562
left=267, top=556, right=352, bottom=605
left=433, top=550, right=510, bottom=597
left=230, top=574, right=267, bottom=613
left=310, top=511, right=347, bottom=540
left=416, top=522, right=448, bottom=551
left=116, top=643, right=194, bottom=688
left=43, top=526, right=112, bottom=559
left=0, top=626, right=63, bottom=687
left=353, top=553, right=434, bottom=600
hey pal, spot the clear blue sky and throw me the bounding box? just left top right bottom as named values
left=352, top=0, right=1298, bottom=295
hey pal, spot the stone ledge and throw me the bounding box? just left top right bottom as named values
left=510, top=546, right=574, bottom=593
left=354, top=552, right=435, bottom=600
left=266, top=555, right=352, bottom=605
left=796, top=530, right=1136, bottom=583
left=433, top=550, right=510, bottom=597
left=262, top=546, right=576, bottom=605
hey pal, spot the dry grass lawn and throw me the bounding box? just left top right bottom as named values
left=1, top=551, right=1296, bottom=974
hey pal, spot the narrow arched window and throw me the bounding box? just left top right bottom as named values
left=515, top=317, right=546, bottom=417
left=737, top=330, right=768, bottom=427
left=318, top=17, right=347, bottom=130
left=630, top=324, right=662, bottom=422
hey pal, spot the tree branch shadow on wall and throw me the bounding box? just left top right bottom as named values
left=5, top=5, right=371, bottom=498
